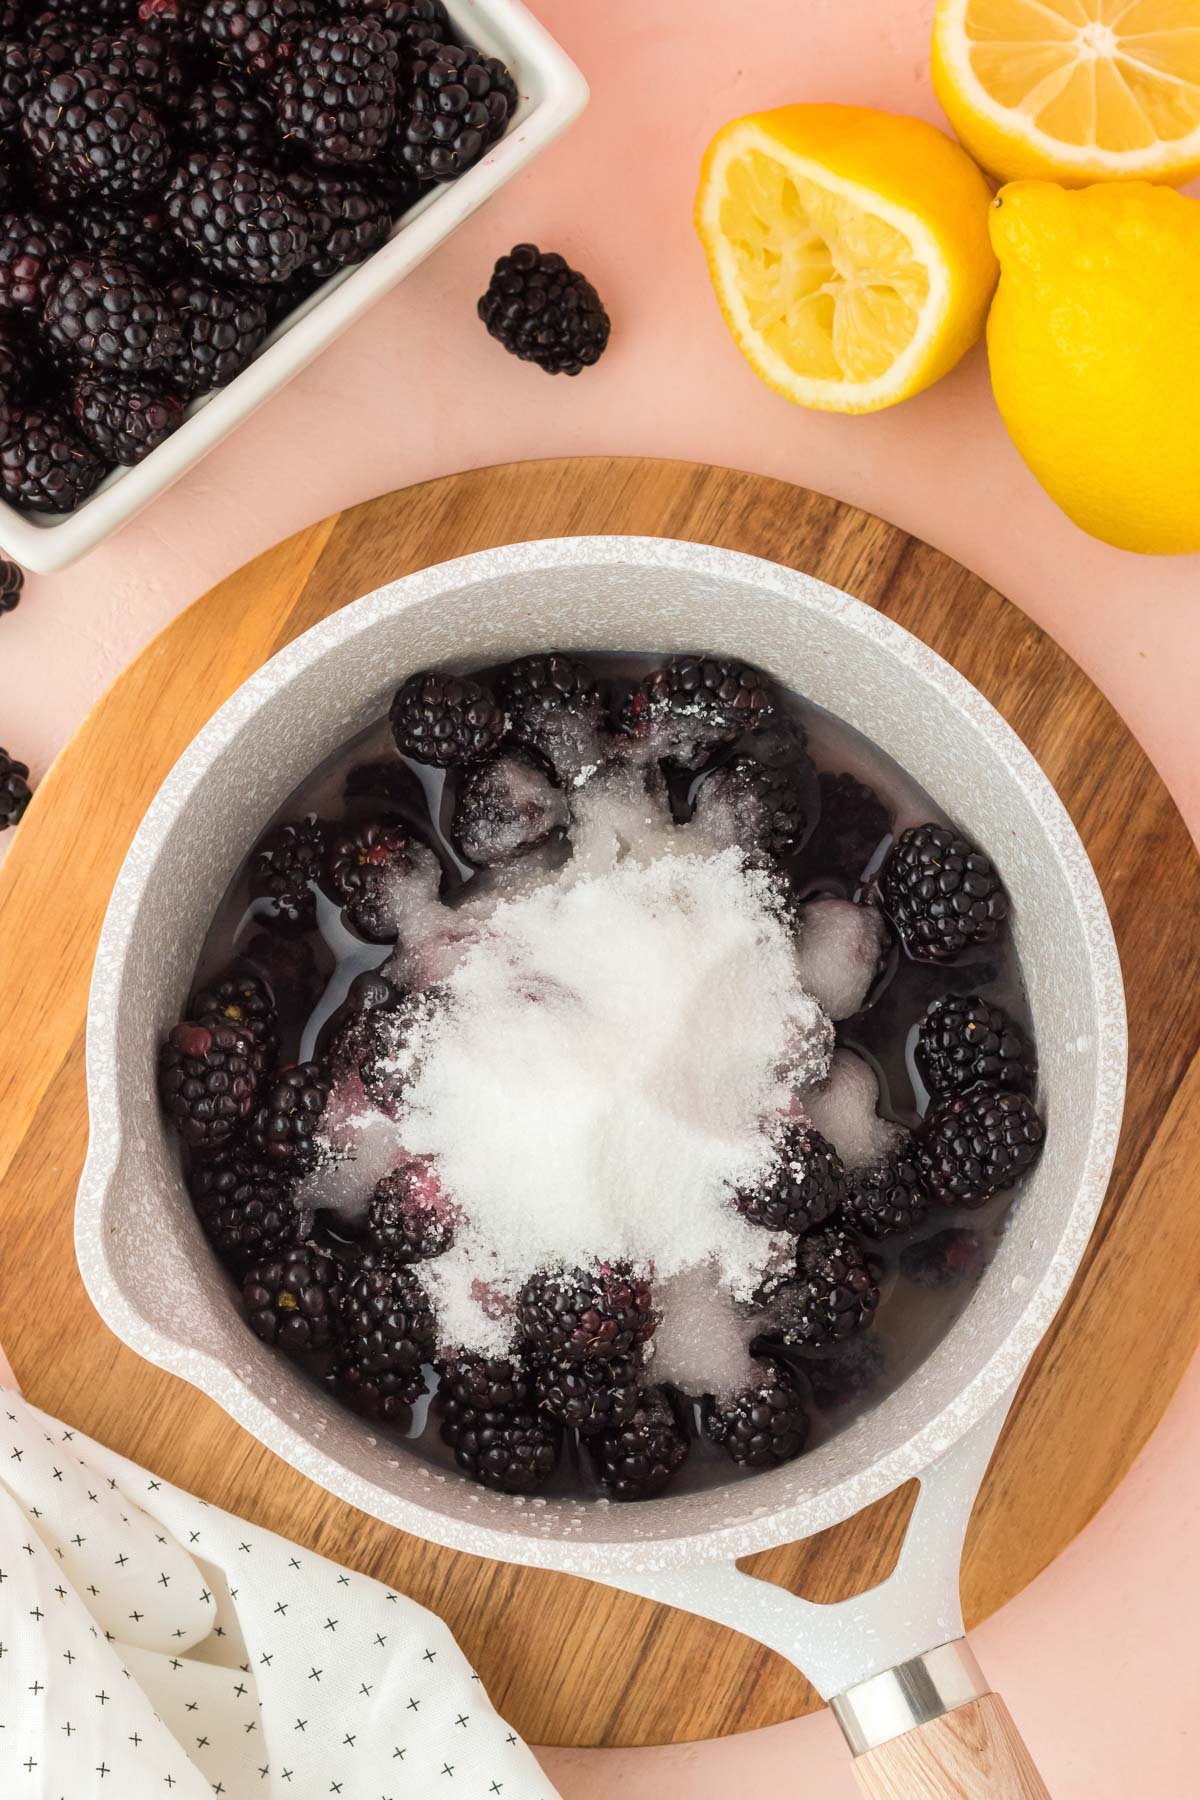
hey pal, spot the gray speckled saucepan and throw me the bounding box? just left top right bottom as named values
left=76, top=537, right=1126, bottom=1794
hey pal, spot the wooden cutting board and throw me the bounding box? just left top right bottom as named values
left=1, top=457, right=1198, bottom=1751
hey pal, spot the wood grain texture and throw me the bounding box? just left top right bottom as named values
left=1, top=456, right=1198, bottom=1751
left=852, top=1695, right=1051, bottom=1799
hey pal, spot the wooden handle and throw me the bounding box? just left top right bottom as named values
left=851, top=1693, right=1051, bottom=1799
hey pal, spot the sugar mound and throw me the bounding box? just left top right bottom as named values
left=651, top=1263, right=772, bottom=1401
left=793, top=898, right=889, bottom=1020
left=395, top=847, right=833, bottom=1355
left=804, top=1049, right=903, bottom=1171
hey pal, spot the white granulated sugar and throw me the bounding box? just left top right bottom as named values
left=396, top=847, right=833, bottom=1356
left=651, top=1263, right=772, bottom=1401
left=793, top=898, right=889, bottom=1021
left=804, top=1048, right=904, bottom=1171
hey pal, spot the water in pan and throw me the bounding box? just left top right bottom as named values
left=186, top=652, right=1037, bottom=1498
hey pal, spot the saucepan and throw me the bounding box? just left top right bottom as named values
left=76, top=536, right=1126, bottom=1796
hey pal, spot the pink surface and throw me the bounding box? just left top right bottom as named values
left=1, top=1, right=1196, bottom=1794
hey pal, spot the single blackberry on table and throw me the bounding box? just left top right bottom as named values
left=243, top=1245, right=340, bottom=1350
left=367, top=1164, right=454, bottom=1262
left=0, top=747, right=31, bottom=827
left=248, top=813, right=325, bottom=926
left=478, top=244, right=610, bottom=377
left=451, top=751, right=569, bottom=867
left=692, top=754, right=814, bottom=862
left=0, top=558, right=22, bottom=614
left=167, top=155, right=312, bottom=287
left=158, top=1017, right=259, bottom=1150
left=0, top=408, right=106, bottom=512
left=439, top=1364, right=560, bottom=1495
left=197, top=0, right=315, bottom=77
left=389, top=669, right=505, bottom=768
left=184, top=72, right=276, bottom=158
left=190, top=968, right=278, bottom=1070
left=736, top=1121, right=847, bottom=1236
left=518, top=1264, right=658, bottom=1364
left=765, top=1227, right=880, bottom=1347
left=275, top=17, right=399, bottom=167
left=325, top=816, right=415, bottom=941
left=879, top=823, right=1009, bottom=962
left=44, top=256, right=182, bottom=377
left=249, top=1059, right=331, bottom=1167
left=0, top=211, right=74, bottom=316
left=918, top=1084, right=1044, bottom=1207
left=75, top=199, right=172, bottom=278
left=494, top=651, right=605, bottom=768
left=916, top=993, right=1037, bottom=1100
left=590, top=1391, right=688, bottom=1501
left=69, top=371, right=184, bottom=463
left=899, top=1227, right=983, bottom=1291
left=801, top=771, right=892, bottom=890
left=842, top=1148, right=929, bottom=1240
left=705, top=1364, right=810, bottom=1468
left=395, top=37, right=514, bottom=182
left=338, top=1253, right=436, bottom=1391
left=21, top=65, right=172, bottom=199
left=288, top=171, right=391, bottom=279
left=534, top=1354, right=641, bottom=1437
left=188, top=1151, right=307, bottom=1273
left=621, top=655, right=776, bottom=766
left=336, top=0, right=450, bottom=51
left=166, top=273, right=270, bottom=395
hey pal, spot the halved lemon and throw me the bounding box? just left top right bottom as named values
left=932, top=0, right=1200, bottom=185
left=694, top=105, right=998, bottom=414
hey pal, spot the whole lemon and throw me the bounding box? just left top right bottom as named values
left=987, top=180, right=1200, bottom=555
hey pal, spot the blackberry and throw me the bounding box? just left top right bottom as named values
left=0, top=211, right=74, bottom=315
left=325, top=1355, right=422, bottom=1424
left=802, top=772, right=892, bottom=890
left=338, top=1254, right=436, bottom=1395
left=919, top=1084, right=1044, bottom=1207
left=798, top=1332, right=887, bottom=1412
left=367, top=1164, right=454, bottom=1262
left=900, top=1227, right=983, bottom=1291
left=197, top=0, right=315, bottom=77
left=184, top=73, right=276, bottom=158
left=21, top=65, right=172, bottom=199
left=248, top=813, right=325, bottom=926
left=518, top=1264, right=657, bottom=1364
left=167, top=273, right=270, bottom=395
left=70, top=371, right=184, bottom=463
left=167, top=155, right=311, bottom=287
left=338, top=0, right=450, bottom=52
left=289, top=172, right=391, bottom=278
left=249, top=1059, right=330, bottom=1167
left=1, top=408, right=106, bottom=512
left=451, top=751, right=569, bottom=866
left=77, top=27, right=187, bottom=111
left=621, top=655, right=776, bottom=766
left=0, top=747, right=31, bottom=827
left=158, top=1017, right=259, bottom=1150
left=33, top=0, right=138, bottom=25
left=736, top=1122, right=847, bottom=1236
left=706, top=1365, right=809, bottom=1468
left=75, top=199, right=172, bottom=278
left=1, top=42, right=42, bottom=136
left=842, top=1149, right=929, bottom=1240
left=0, top=558, right=22, bottom=614
left=45, top=257, right=182, bottom=377
left=879, top=823, right=1009, bottom=962
left=356, top=985, right=440, bottom=1117
left=389, top=668, right=505, bottom=768
left=276, top=17, right=398, bottom=166
left=693, top=754, right=814, bottom=861
left=494, top=651, right=605, bottom=769
left=916, top=993, right=1037, bottom=1100
left=325, top=816, right=414, bottom=941
left=396, top=38, right=514, bottom=182
left=767, top=1227, right=880, bottom=1347
left=534, top=1354, right=640, bottom=1437
left=190, top=968, right=278, bottom=1069
left=439, top=1354, right=531, bottom=1417
left=439, top=1365, right=560, bottom=1495
left=188, top=1151, right=306, bottom=1273
left=478, top=244, right=610, bottom=377
left=590, top=1392, right=688, bottom=1501
left=243, top=1245, right=339, bottom=1350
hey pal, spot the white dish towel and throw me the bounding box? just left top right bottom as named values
left=0, top=1381, right=560, bottom=1799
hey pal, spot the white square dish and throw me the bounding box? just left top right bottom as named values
left=0, top=0, right=588, bottom=573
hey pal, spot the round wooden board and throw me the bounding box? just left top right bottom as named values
left=1, top=457, right=1198, bottom=1751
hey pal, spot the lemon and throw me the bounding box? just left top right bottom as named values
left=987, top=179, right=1200, bottom=554
left=694, top=104, right=998, bottom=413
left=932, top=0, right=1200, bottom=186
